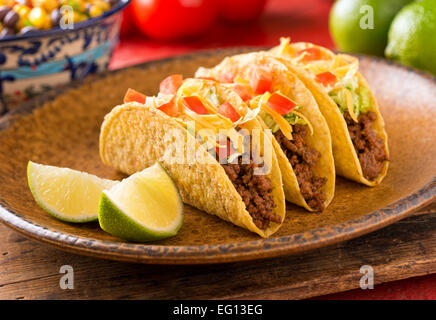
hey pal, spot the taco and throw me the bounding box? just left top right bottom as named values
left=100, top=76, right=286, bottom=237
left=269, top=38, right=389, bottom=186
left=196, top=52, right=335, bottom=211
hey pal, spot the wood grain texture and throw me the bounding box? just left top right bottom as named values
left=1, top=203, right=434, bottom=300
left=0, top=50, right=435, bottom=264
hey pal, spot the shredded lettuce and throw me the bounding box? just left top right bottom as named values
left=329, top=81, right=371, bottom=118
left=359, top=87, right=371, bottom=113
left=283, top=106, right=307, bottom=126
left=260, top=110, right=280, bottom=133
left=259, top=106, right=306, bottom=133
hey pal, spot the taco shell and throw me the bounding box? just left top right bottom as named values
left=270, top=40, right=389, bottom=186
left=100, top=100, right=285, bottom=238
left=196, top=52, right=336, bottom=211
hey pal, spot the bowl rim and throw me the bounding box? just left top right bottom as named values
left=0, top=0, right=130, bottom=44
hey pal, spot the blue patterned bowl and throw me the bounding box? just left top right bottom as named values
left=0, top=0, right=130, bottom=114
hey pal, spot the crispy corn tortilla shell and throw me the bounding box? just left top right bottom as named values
left=100, top=101, right=285, bottom=238
left=270, top=42, right=389, bottom=186
left=196, top=52, right=336, bottom=211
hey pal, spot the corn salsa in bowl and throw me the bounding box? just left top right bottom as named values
left=0, top=0, right=129, bottom=113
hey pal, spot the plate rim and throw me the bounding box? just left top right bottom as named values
left=0, top=49, right=435, bottom=264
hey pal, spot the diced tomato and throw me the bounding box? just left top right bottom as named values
left=250, top=67, right=272, bottom=94
left=218, top=102, right=241, bottom=122
left=195, top=76, right=216, bottom=81
left=182, top=96, right=208, bottom=115
left=219, top=72, right=235, bottom=83
left=124, top=88, right=147, bottom=104
left=315, top=71, right=337, bottom=87
left=267, top=93, right=296, bottom=115
left=296, top=47, right=323, bottom=63
left=157, top=97, right=179, bottom=117
left=232, top=84, right=251, bottom=101
left=159, top=74, right=184, bottom=95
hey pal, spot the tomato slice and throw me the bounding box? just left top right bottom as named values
left=219, top=72, right=235, bottom=83
left=123, top=88, right=147, bottom=104
left=267, top=93, right=296, bottom=115
left=250, top=67, right=272, bottom=94
left=182, top=96, right=208, bottom=115
left=218, top=102, right=241, bottom=122
left=296, top=47, right=323, bottom=63
left=232, top=84, right=251, bottom=101
left=159, top=74, right=184, bottom=95
left=157, top=97, right=179, bottom=117
left=315, top=71, right=337, bottom=87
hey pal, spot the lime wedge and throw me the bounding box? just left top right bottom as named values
left=98, top=163, right=183, bottom=242
left=27, top=161, right=117, bottom=223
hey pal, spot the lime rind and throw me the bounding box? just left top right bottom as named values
left=97, top=162, right=184, bottom=242
left=98, top=192, right=183, bottom=242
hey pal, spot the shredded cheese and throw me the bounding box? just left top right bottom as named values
left=288, top=110, right=314, bottom=136
left=257, top=92, right=294, bottom=140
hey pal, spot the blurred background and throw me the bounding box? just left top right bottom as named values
left=111, top=0, right=436, bottom=76
left=111, top=0, right=335, bottom=69
left=2, top=0, right=434, bottom=113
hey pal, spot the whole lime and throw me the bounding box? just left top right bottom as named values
left=386, top=0, right=436, bottom=75
left=329, top=0, right=413, bottom=56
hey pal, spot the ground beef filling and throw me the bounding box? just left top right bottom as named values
left=221, top=157, right=280, bottom=230
left=274, top=125, right=327, bottom=211
left=345, top=111, right=388, bottom=181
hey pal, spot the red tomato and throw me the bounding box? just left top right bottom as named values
left=218, top=0, right=267, bottom=22
left=159, top=74, right=183, bottom=95
left=158, top=97, right=179, bottom=117
left=124, top=88, right=147, bottom=104
left=267, top=93, right=296, bottom=115
left=218, top=102, right=241, bottom=122
left=296, top=47, right=323, bottom=63
left=131, top=0, right=218, bottom=41
left=232, top=84, right=251, bottom=101
left=315, top=71, right=337, bottom=87
left=250, top=67, right=272, bottom=94
left=182, top=96, right=208, bottom=115
left=120, top=4, right=135, bottom=37
left=219, top=72, right=235, bottom=83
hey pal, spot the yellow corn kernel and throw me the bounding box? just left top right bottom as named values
left=44, top=15, right=52, bottom=29
left=17, top=16, right=27, bottom=30
left=28, top=7, right=49, bottom=29
left=14, top=4, right=31, bottom=18
left=89, top=5, right=103, bottom=18
left=42, top=0, right=59, bottom=12
left=31, top=0, right=44, bottom=8
left=94, top=0, right=110, bottom=12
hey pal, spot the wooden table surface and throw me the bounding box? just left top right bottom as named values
left=1, top=202, right=434, bottom=300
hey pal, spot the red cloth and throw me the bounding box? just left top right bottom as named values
left=109, top=0, right=436, bottom=300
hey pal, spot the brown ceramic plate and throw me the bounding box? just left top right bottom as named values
left=0, top=49, right=435, bottom=264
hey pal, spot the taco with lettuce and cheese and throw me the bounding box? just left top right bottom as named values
left=100, top=76, right=285, bottom=237
left=196, top=52, right=335, bottom=211
left=269, top=38, right=389, bottom=186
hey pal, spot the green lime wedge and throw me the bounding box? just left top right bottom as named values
left=98, top=162, right=183, bottom=242
left=27, top=161, right=117, bottom=223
